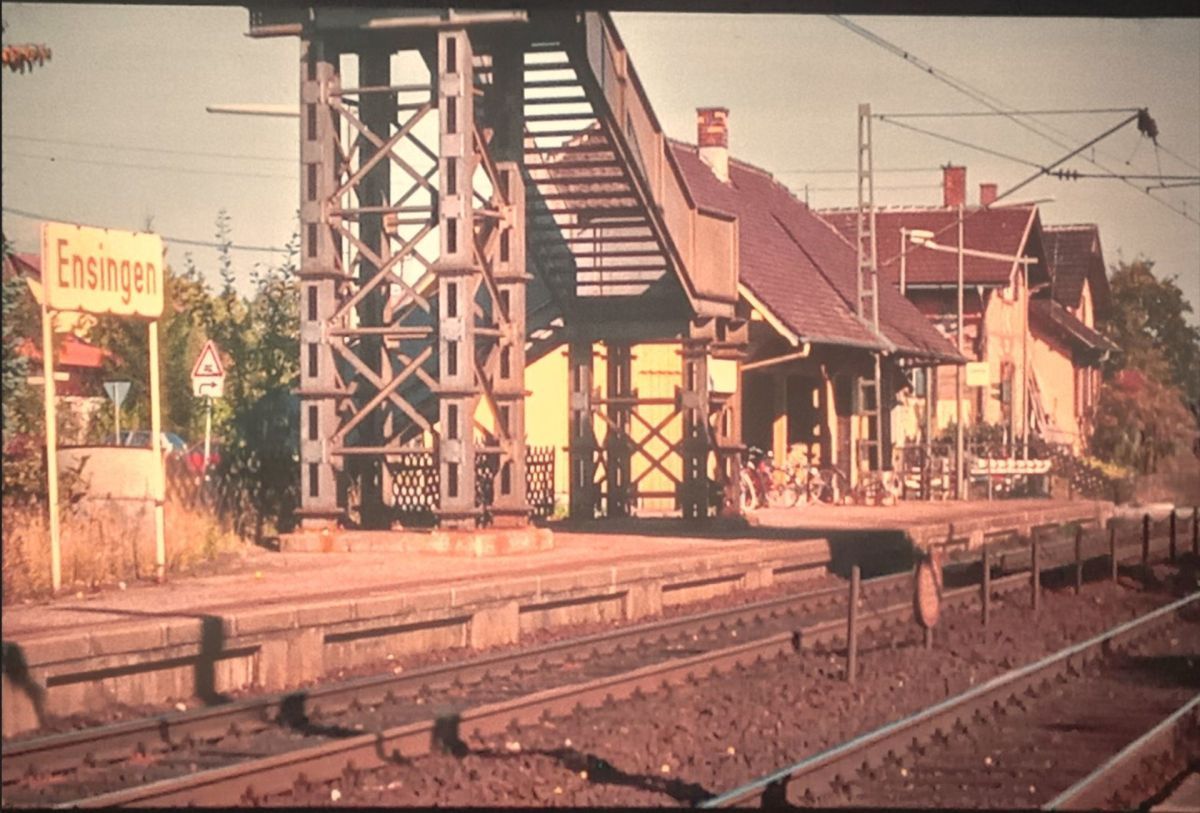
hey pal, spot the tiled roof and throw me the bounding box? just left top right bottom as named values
left=1029, top=298, right=1118, bottom=356
left=1043, top=224, right=1110, bottom=313
left=18, top=334, right=110, bottom=369
left=819, top=206, right=1038, bottom=287
left=669, top=142, right=962, bottom=362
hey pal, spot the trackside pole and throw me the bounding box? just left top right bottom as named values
left=42, top=299, right=62, bottom=593
left=1031, top=532, right=1041, bottom=613
left=846, top=565, right=860, bottom=683
left=981, top=541, right=991, bottom=627
left=1109, top=521, right=1118, bottom=583
left=1074, top=526, right=1083, bottom=595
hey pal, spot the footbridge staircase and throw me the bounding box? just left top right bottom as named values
left=248, top=7, right=742, bottom=528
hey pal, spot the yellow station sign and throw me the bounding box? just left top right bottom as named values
left=40, top=222, right=164, bottom=318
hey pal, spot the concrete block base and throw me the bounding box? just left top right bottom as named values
left=279, top=527, right=555, bottom=556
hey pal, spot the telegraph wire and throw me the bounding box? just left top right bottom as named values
left=4, top=150, right=296, bottom=180
left=1156, top=142, right=1200, bottom=173
left=1, top=132, right=295, bottom=164
left=2, top=206, right=291, bottom=254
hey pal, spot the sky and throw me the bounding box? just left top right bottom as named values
left=3, top=5, right=1198, bottom=321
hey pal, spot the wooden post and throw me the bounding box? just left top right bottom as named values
left=981, top=541, right=991, bottom=627
left=1074, top=525, right=1083, bottom=595
left=1169, top=510, right=1177, bottom=562
left=1031, top=532, right=1040, bottom=613
left=847, top=565, right=860, bottom=683
left=1109, top=521, right=1118, bottom=583
left=1142, top=513, right=1150, bottom=565
left=1193, top=507, right=1198, bottom=558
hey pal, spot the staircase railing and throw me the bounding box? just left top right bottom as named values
left=579, top=12, right=738, bottom=316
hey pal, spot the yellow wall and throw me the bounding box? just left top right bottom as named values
left=524, top=342, right=688, bottom=513
left=980, top=270, right=1028, bottom=441
left=1030, top=331, right=1081, bottom=450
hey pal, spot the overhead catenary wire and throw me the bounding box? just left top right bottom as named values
left=876, top=117, right=1044, bottom=169
left=2, top=206, right=292, bottom=254
left=876, top=108, right=1143, bottom=118
left=829, top=15, right=1199, bottom=227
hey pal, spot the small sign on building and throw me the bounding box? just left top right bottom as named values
left=965, top=361, right=989, bottom=388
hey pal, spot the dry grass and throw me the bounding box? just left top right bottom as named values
left=2, top=495, right=248, bottom=603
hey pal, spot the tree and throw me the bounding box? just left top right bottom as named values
left=1091, top=257, right=1200, bottom=474
left=1105, top=258, right=1200, bottom=409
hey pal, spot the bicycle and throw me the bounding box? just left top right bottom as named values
left=739, top=447, right=802, bottom=510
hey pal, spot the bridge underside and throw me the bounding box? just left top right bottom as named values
left=253, top=8, right=742, bottom=529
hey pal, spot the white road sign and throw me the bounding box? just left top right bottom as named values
left=191, top=340, right=226, bottom=398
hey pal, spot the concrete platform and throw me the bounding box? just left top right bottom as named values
left=1, top=498, right=1112, bottom=738
left=752, top=498, right=1115, bottom=552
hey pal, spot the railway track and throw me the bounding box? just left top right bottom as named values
left=2, top=571, right=912, bottom=806
left=702, top=591, right=1200, bottom=810
left=3, top=568, right=1037, bottom=807
left=1, top=517, right=1186, bottom=807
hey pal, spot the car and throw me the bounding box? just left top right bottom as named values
left=111, top=431, right=189, bottom=456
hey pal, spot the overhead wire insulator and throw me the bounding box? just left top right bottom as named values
left=1137, top=108, right=1159, bottom=143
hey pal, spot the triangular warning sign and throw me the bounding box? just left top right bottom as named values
left=191, top=340, right=226, bottom=379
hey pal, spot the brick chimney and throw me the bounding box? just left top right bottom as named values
left=697, top=107, right=729, bottom=183
left=942, top=165, right=966, bottom=208
left=979, top=183, right=998, bottom=206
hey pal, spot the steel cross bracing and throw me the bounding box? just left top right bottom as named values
left=270, top=10, right=740, bottom=527
left=297, top=30, right=530, bottom=530
left=856, top=102, right=885, bottom=474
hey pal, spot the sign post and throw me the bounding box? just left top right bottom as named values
left=191, top=340, right=226, bottom=476
left=41, top=297, right=63, bottom=592
left=103, top=380, right=131, bottom=444
left=41, top=221, right=165, bottom=589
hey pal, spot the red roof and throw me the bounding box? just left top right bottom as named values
left=1043, top=224, right=1110, bottom=314
left=18, top=334, right=111, bottom=369
left=819, top=206, right=1041, bottom=288
left=1029, top=299, right=1117, bottom=357
left=669, top=142, right=961, bottom=362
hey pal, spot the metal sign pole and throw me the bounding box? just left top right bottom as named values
left=114, top=392, right=121, bottom=444
left=149, top=319, right=166, bottom=582
left=203, top=396, right=213, bottom=472
left=41, top=300, right=63, bottom=592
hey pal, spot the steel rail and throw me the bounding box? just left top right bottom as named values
left=2, top=524, right=1163, bottom=788
left=1043, top=694, right=1200, bottom=811
left=1, top=573, right=899, bottom=784
left=701, top=591, right=1199, bottom=808
left=50, top=568, right=1047, bottom=807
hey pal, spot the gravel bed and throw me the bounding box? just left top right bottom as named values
left=289, top=563, right=1198, bottom=807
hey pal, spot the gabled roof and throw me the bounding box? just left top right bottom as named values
left=669, top=142, right=962, bottom=363
left=1029, top=298, right=1118, bottom=358
left=819, top=206, right=1043, bottom=288
left=1043, top=223, right=1110, bottom=315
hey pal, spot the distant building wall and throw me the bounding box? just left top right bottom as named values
left=1030, top=330, right=1081, bottom=450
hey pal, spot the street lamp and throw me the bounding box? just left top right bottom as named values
left=904, top=224, right=1039, bottom=500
